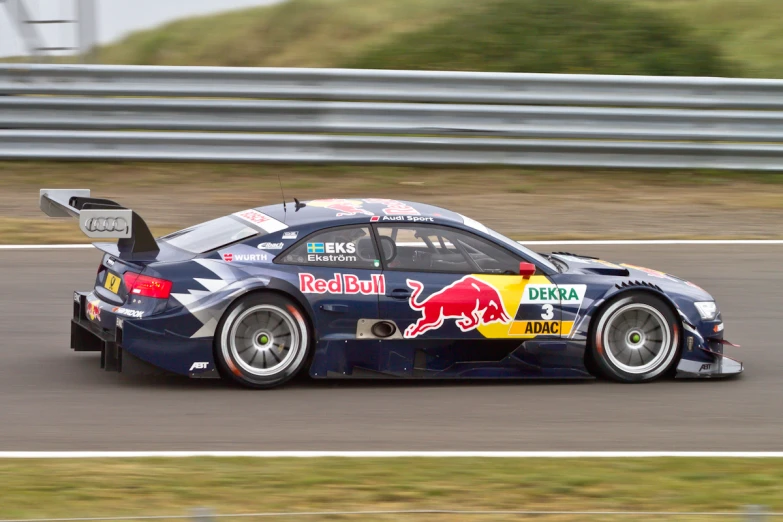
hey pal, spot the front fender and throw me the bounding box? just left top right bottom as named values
left=575, top=282, right=682, bottom=343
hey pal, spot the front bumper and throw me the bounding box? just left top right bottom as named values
left=676, top=353, right=743, bottom=378
left=675, top=320, right=743, bottom=379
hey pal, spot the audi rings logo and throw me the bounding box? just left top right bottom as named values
left=79, top=209, right=133, bottom=238
left=84, top=217, right=128, bottom=233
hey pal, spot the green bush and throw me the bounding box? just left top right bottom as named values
left=346, top=0, right=737, bottom=76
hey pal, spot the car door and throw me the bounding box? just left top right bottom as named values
left=375, top=224, right=566, bottom=340
left=277, top=225, right=383, bottom=340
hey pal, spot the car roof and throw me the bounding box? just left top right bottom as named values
left=254, top=198, right=467, bottom=228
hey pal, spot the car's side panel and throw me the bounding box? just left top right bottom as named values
left=380, top=273, right=580, bottom=340
left=296, top=268, right=383, bottom=339
left=293, top=267, right=386, bottom=378
left=311, top=338, right=592, bottom=379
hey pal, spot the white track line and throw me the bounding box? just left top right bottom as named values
left=0, top=451, right=782, bottom=458
left=521, top=239, right=783, bottom=245
left=0, top=244, right=94, bottom=250
left=2, top=240, right=783, bottom=250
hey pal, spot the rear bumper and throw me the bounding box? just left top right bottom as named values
left=71, top=291, right=218, bottom=378
left=71, top=292, right=123, bottom=372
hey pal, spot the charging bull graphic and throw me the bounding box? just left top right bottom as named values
left=404, top=276, right=512, bottom=338
left=86, top=299, right=101, bottom=322
left=309, top=199, right=374, bottom=217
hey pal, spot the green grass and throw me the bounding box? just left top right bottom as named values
left=637, top=0, right=783, bottom=78
left=12, top=0, right=783, bottom=77
left=93, top=0, right=735, bottom=77
left=96, top=0, right=458, bottom=67
left=347, top=0, right=735, bottom=76
left=2, top=458, right=783, bottom=520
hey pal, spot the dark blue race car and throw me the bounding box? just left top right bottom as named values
left=41, top=190, right=742, bottom=388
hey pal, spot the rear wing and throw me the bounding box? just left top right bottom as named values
left=39, top=189, right=159, bottom=256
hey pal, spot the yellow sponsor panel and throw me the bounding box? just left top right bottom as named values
left=474, top=274, right=551, bottom=339
left=561, top=320, right=575, bottom=336
left=508, top=320, right=575, bottom=337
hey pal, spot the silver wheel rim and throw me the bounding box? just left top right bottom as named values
left=228, top=304, right=300, bottom=377
left=603, top=303, right=671, bottom=375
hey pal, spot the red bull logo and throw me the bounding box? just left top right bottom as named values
left=363, top=198, right=420, bottom=216
left=86, top=299, right=101, bottom=322
left=309, top=199, right=374, bottom=217
left=404, top=276, right=511, bottom=338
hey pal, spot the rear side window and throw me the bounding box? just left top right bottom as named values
left=160, top=216, right=258, bottom=253
left=278, top=226, right=379, bottom=269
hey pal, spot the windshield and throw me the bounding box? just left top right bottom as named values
left=160, top=216, right=258, bottom=253
left=482, top=227, right=558, bottom=272
left=459, top=214, right=557, bottom=272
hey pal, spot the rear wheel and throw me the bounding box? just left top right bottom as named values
left=216, top=293, right=310, bottom=389
left=591, top=293, right=680, bottom=383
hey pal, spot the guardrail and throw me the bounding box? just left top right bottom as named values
left=4, top=97, right=783, bottom=142
left=3, top=63, right=783, bottom=169
left=5, top=131, right=783, bottom=169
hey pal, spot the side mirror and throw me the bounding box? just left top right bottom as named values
left=519, top=262, right=536, bottom=279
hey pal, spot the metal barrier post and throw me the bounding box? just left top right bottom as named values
left=191, top=508, right=215, bottom=522
left=745, top=505, right=768, bottom=521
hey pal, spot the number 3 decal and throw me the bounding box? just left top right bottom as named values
left=541, top=304, right=554, bottom=320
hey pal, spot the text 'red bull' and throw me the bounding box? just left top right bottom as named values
left=404, top=276, right=511, bottom=338
left=299, top=273, right=385, bottom=295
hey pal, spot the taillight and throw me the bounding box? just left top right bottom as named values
left=123, top=272, right=172, bottom=299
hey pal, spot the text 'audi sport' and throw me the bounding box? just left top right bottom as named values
left=40, top=191, right=742, bottom=388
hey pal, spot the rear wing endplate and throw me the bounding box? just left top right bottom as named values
left=40, top=189, right=159, bottom=256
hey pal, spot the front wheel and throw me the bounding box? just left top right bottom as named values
left=216, top=293, right=310, bottom=389
left=591, top=293, right=680, bottom=383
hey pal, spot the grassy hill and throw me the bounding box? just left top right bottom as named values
left=637, top=0, right=783, bottom=78
left=95, top=0, right=744, bottom=77
left=346, top=0, right=734, bottom=76
left=97, top=0, right=459, bottom=68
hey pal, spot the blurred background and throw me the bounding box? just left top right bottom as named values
left=2, top=0, right=783, bottom=243
left=3, top=0, right=780, bottom=75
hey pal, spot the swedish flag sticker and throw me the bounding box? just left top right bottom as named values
left=307, top=242, right=324, bottom=253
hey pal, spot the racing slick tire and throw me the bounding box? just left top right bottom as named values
left=216, top=293, right=311, bottom=389
left=590, top=292, right=680, bottom=383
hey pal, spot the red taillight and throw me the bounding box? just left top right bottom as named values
left=123, top=272, right=172, bottom=299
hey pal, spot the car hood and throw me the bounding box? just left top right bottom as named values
left=549, top=252, right=713, bottom=301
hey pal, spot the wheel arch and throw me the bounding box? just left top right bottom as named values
left=211, top=280, right=318, bottom=379
left=212, top=281, right=317, bottom=387
left=584, top=285, right=683, bottom=371
left=215, top=277, right=316, bottom=334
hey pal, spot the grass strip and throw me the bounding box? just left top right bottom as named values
left=5, top=162, right=783, bottom=243
left=1, top=458, right=783, bottom=519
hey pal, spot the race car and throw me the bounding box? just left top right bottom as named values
left=41, top=190, right=742, bottom=388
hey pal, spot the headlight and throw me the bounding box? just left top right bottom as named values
left=694, top=301, right=719, bottom=321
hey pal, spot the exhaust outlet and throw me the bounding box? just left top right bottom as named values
left=371, top=320, right=397, bottom=338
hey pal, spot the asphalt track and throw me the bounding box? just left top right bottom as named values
left=0, top=245, right=780, bottom=451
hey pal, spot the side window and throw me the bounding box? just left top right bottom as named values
left=278, top=226, right=379, bottom=269
left=376, top=225, right=521, bottom=274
